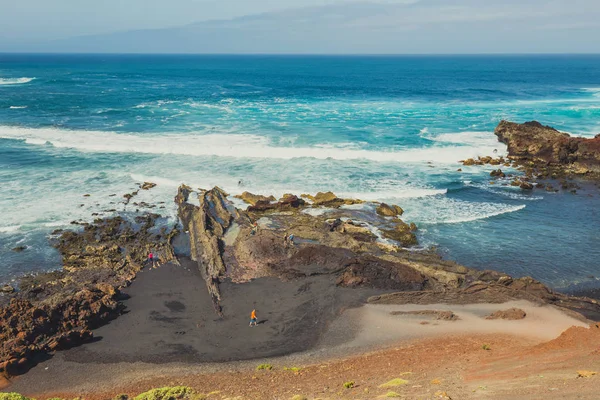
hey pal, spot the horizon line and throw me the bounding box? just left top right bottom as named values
left=2, top=52, right=600, bottom=57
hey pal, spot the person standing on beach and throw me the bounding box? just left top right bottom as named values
left=249, top=309, right=258, bottom=327
left=148, top=252, right=155, bottom=268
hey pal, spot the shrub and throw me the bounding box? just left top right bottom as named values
left=482, top=344, right=491, bottom=351
left=379, top=378, right=409, bottom=388
left=0, top=395, right=34, bottom=400
left=133, top=386, right=199, bottom=400
left=343, top=381, right=355, bottom=389
left=256, top=363, right=273, bottom=371
left=385, top=392, right=402, bottom=398
left=284, top=367, right=302, bottom=373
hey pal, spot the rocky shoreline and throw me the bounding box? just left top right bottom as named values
left=2, top=120, right=600, bottom=383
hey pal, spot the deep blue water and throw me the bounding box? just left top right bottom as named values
left=1, top=54, right=600, bottom=288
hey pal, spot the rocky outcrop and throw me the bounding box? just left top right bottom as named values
left=376, top=203, right=404, bottom=217
left=175, top=186, right=241, bottom=315
left=495, top=121, right=600, bottom=176
left=0, top=213, right=178, bottom=378
left=302, top=192, right=364, bottom=208
left=235, top=191, right=276, bottom=206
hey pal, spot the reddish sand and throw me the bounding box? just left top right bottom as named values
left=18, top=324, right=600, bottom=400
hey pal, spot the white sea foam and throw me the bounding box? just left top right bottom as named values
left=0, top=77, right=35, bottom=86
left=403, top=197, right=526, bottom=225
left=0, top=225, right=21, bottom=233
left=338, top=188, right=447, bottom=200
left=0, top=126, right=502, bottom=164
left=9, top=106, right=28, bottom=109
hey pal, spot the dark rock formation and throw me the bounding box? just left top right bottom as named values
left=495, top=121, right=600, bottom=176
left=0, top=213, right=178, bottom=378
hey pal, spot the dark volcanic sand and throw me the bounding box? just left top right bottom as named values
left=7, top=259, right=384, bottom=394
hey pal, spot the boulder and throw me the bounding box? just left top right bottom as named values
left=520, top=182, right=534, bottom=190
left=490, top=169, right=505, bottom=178
left=376, top=203, right=404, bottom=217
left=140, top=182, right=157, bottom=190
left=381, top=220, right=418, bottom=247
left=11, top=246, right=26, bottom=252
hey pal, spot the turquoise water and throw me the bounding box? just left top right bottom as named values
left=1, top=54, right=600, bottom=289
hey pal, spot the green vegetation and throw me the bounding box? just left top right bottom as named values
left=133, top=386, right=204, bottom=400
left=379, top=378, right=409, bottom=388
left=482, top=344, right=492, bottom=351
left=290, top=396, right=308, bottom=400
left=113, top=395, right=129, bottom=400
left=343, top=381, right=355, bottom=389
left=284, top=366, right=302, bottom=373
left=256, top=363, right=273, bottom=371
left=0, top=395, right=34, bottom=400
left=384, top=392, right=402, bottom=398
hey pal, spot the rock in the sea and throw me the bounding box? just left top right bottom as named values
left=520, top=182, right=534, bottom=190
left=11, top=246, right=27, bottom=252
left=495, top=120, right=600, bottom=176
left=376, top=203, right=404, bottom=217
left=0, top=285, right=14, bottom=294
left=490, top=169, right=505, bottom=178
left=141, top=182, right=157, bottom=190
left=381, top=220, right=417, bottom=247
left=486, top=308, right=527, bottom=320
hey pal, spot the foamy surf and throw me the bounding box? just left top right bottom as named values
left=0, top=126, right=501, bottom=164
left=0, top=77, right=35, bottom=86
left=403, top=197, right=526, bottom=225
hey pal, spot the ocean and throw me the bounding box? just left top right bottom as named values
left=1, top=54, right=599, bottom=290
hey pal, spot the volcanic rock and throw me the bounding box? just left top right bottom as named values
left=235, top=191, right=276, bottom=206
left=495, top=120, right=600, bottom=176
left=376, top=203, right=404, bottom=217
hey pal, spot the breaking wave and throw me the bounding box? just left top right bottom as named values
left=1, top=126, right=502, bottom=164
left=0, top=77, right=35, bottom=86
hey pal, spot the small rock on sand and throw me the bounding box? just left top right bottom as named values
left=486, top=308, right=527, bottom=320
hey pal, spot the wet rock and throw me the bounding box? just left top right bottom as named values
left=140, top=182, right=157, bottom=190
left=11, top=246, right=27, bottom=252
left=376, top=203, right=404, bottom=217
left=486, top=308, right=527, bottom=320
left=520, top=182, right=534, bottom=190
left=490, top=169, right=505, bottom=178
left=381, top=220, right=418, bottom=247
left=0, top=285, right=14, bottom=294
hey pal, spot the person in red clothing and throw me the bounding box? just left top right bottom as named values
left=148, top=252, right=155, bottom=267
left=249, top=309, right=258, bottom=327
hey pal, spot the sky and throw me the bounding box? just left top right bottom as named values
left=0, top=0, right=415, bottom=42
left=0, top=0, right=599, bottom=53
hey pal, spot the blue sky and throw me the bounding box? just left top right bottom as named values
left=1, top=0, right=599, bottom=53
